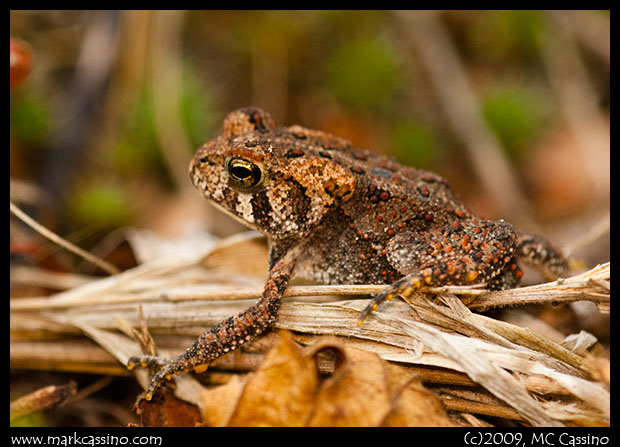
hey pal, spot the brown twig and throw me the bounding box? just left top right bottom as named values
left=10, top=382, right=77, bottom=422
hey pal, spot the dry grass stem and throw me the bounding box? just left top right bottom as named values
left=10, top=201, right=121, bottom=275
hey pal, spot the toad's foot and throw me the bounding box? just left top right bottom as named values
left=128, top=301, right=280, bottom=400
left=357, top=268, right=488, bottom=325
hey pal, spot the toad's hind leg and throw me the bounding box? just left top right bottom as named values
left=359, top=220, right=518, bottom=324
left=127, top=246, right=298, bottom=400
left=517, top=233, right=568, bottom=280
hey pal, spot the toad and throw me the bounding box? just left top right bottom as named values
left=128, top=107, right=567, bottom=400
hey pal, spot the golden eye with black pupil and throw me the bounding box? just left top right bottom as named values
left=227, top=158, right=264, bottom=189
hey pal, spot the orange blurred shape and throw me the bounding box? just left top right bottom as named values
left=10, top=37, right=32, bottom=90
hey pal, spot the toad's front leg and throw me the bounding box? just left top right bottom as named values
left=127, top=246, right=298, bottom=401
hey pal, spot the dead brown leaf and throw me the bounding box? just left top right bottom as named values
left=201, top=331, right=318, bottom=426
left=200, top=331, right=455, bottom=427
left=137, top=388, right=201, bottom=427
left=381, top=380, right=457, bottom=427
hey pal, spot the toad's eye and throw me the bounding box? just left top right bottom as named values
left=227, top=158, right=264, bottom=189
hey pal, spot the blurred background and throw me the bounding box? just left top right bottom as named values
left=10, top=10, right=609, bottom=426
left=10, top=10, right=610, bottom=245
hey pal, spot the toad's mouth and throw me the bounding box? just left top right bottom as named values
left=207, top=196, right=261, bottom=234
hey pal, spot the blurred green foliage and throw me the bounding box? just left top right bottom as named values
left=392, top=121, right=437, bottom=168
left=111, top=66, right=213, bottom=176
left=179, top=67, right=214, bottom=149
left=10, top=411, right=48, bottom=427
left=481, top=86, right=546, bottom=157
left=67, top=182, right=132, bottom=230
left=10, top=93, right=51, bottom=146
left=464, top=10, right=545, bottom=63
left=325, top=39, right=400, bottom=110
left=110, top=88, right=162, bottom=175
left=499, top=10, right=545, bottom=56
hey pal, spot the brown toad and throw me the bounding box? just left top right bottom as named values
left=128, top=107, right=567, bottom=400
